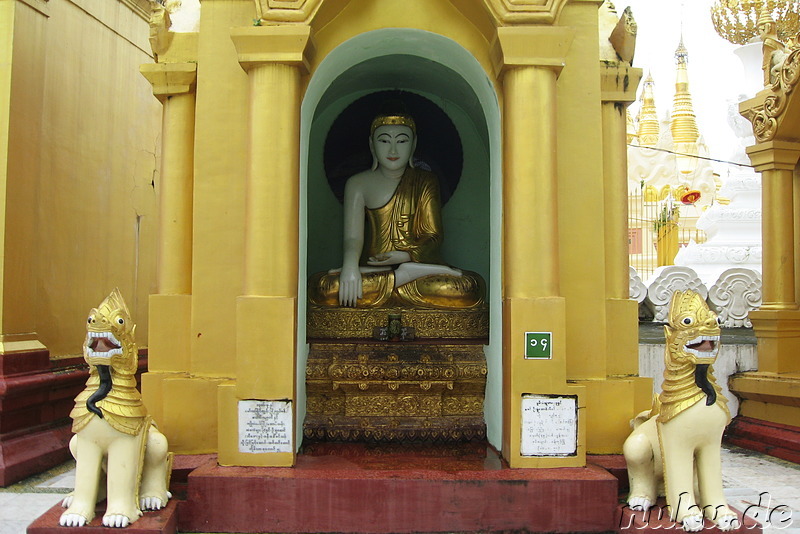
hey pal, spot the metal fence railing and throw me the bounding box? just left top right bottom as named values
left=628, top=190, right=706, bottom=281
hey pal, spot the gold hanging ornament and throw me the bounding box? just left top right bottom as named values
left=711, top=0, right=800, bottom=45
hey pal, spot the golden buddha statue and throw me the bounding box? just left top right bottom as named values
left=308, top=112, right=485, bottom=309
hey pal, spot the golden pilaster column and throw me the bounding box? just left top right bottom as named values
left=242, top=61, right=301, bottom=297
left=139, top=62, right=198, bottom=450
left=578, top=65, right=653, bottom=455
left=601, top=66, right=641, bottom=302
left=141, top=63, right=196, bottom=295
left=503, top=64, right=560, bottom=298
left=744, top=141, right=800, bottom=375
left=748, top=142, right=800, bottom=310
left=493, top=26, right=585, bottom=468
left=729, top=140, right=800, bottom=426
left=600, top=65, right=643, bottom=378
left=222, top=26, right=313, bottom=467
left=140, top=63, right=196, bottom=380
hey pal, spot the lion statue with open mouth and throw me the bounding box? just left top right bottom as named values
left=623, top=290, right=738, bottom=532
left=60, top=289, right=172, bottom=528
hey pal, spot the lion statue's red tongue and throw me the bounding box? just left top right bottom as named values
left=687, top=339, right=715, bottom=352
left=91, top=337, right=118, bottom=352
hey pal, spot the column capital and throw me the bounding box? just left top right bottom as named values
left=490, top=26, right=575, bottom=78
left=600, top=63, right=642, bottom=104
left=746, top=140, right=800, bottom=172
left=231, top=25, right=314, bottom=74
left=140, top=63, right=197, bottom=102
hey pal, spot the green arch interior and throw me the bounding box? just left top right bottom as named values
left=299, top=28, right=503, bottom=450
left=306, top=55, right=490, bottom=279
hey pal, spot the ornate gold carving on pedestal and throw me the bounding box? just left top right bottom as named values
left=307, top=306, right=489, bottom=340
left=718, top=1, right=800, bottom=142
left=304, top=342, right=487, bottom=443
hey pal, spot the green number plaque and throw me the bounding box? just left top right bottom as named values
left=524, top=332, right=552, bottom=359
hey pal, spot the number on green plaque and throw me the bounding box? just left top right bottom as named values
left=525, top=332, right=552, bottom=359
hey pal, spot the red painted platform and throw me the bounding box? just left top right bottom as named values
left=588, top=453, right=629, bottom=491
left=725, top=416, right=800, bottom=464
left=0, top=349, right=86, bottom=486
left=178, top=443, right=619, bottom=533
left=616, top=499, right=761, bottom=533
left=0, top=350, right=148, bottom=487
left=27, top=500, right=178, bottom=534
left=28, top=446, right=769, bottom=534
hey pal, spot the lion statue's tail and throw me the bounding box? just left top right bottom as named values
left=631, top=394, right=660, bottom=429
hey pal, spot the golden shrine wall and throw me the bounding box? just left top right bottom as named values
left=0, top=0, right=160, bottom=358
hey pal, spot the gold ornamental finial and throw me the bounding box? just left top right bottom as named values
left=636, top=72, right=660, bottom=148
left=671, top=38, right=698, bottom=145
left=757, top=5, right=776, bottom=27
left=670, top=39, right=700, bottom=174
left=711, top=0, right=800, bottom=45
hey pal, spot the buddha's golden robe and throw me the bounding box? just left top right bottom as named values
left=309, top=167, right=485, bottom=309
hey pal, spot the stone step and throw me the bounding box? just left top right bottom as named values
left=725, top=416, right=800, bottom=464
left=178, top=445, right=619, bottom=533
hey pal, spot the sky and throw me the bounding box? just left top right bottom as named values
left=620, top=0, right=753, bottom=165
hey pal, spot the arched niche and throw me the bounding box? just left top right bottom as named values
left=297, top=28, right=503, bottom=449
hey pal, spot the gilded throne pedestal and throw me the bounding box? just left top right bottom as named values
left=304, top=306, right=489, bottom=443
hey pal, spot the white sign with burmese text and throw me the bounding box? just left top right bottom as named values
left=520, top=394, right=578, bottom=457
left=238, top=400, right=293, bottom=454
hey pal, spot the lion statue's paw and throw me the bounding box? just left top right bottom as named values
left=681, top=514, right=704, bottom=532
left=140, top=491, right=172, bottom=511
left=716, top=513, right=740, bottom=531
left=59, top=512, right=88, bottom=527
left=102, top=513, right=134, bottom=528
left=61, top=494, right=73, bottom=508
left=628, top=496, right=653, bottom=511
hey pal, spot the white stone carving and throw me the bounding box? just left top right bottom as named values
left=707, top=268, right=762, bottom=328
left=676, top=245, right=762, bottom=265
left=628, top=133, right=718, bottom=210
left=629, top=266, right=648, bottom=303
left=674, top=95, right=762, bottom=287
left=645, top=266, right=707, bottom=322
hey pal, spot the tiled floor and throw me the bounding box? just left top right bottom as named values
left=1, top=446, right=797, bottom=533
left=0, top=462, right=74, bottom=534
left=721, top=447, right=800, bottom=532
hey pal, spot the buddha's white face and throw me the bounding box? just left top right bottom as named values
left=371, top=124, right=414, bottom=172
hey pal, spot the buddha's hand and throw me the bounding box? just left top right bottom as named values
left=338, top=265, right=362, bottom=307
left=367, top=250, right=411, bottom=266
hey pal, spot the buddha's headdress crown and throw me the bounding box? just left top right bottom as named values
left=370, top=113, right=416, bottom=135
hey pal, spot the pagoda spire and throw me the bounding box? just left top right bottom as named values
left=626, top=109, right=637, bottom=145
left=636, top=72, right=659, bottom=147
left=670, top=36, right=699, bottom=174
